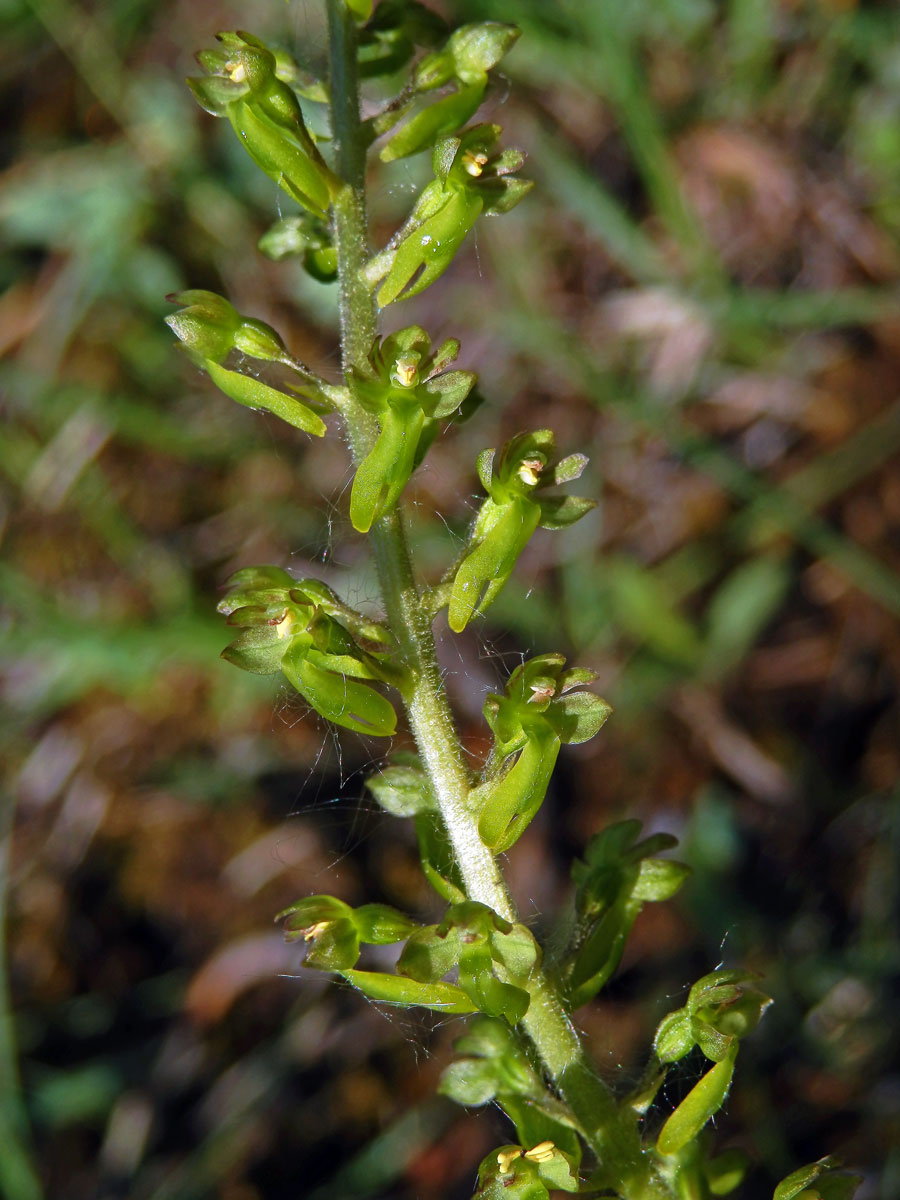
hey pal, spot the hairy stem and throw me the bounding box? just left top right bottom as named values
left=324, top=4, right=653, bottom=1189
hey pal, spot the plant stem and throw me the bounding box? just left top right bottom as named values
left=324, top=5, right=655, bottom=1190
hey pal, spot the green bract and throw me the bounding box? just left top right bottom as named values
left=217, top=566, right=401, bottom=735
left=349, top=325, right=476, bottom=531
left=368, top=125, right=532, bottom=306
left=448, top=430, right=595, bottom=633
left=188, top=31, right=338, bottom=216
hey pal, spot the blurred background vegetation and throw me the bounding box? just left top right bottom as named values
left=2, top=0, right=900, bottom=1197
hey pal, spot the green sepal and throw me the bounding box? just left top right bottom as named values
left=656, top=1044, right=738, bottom=1156
left=165, top=290, right=239, bottom=365
left=220, top=625, right=295, bottom=675
left=281, top=644, right=397, bottom=735
left=774, top=1159, right=861, bottom=1200
left=352, top=904, right=418, bottom=944
left=341, top=969, right=477, bottom=1014
left=186, top=73, right=247, bottom=117
left=219, top=564, right=295, bottom=603
left=458, top=952, right=529, bottom=1023
left=439, top=1057, right=501, bottom=1106
left=552, top=453, right=589, bottom=485
left=536, top=495, right=597, bottom=530
left=258, top=214, right=337, bottom=284
left=204, top=360, right=327, bottom=436
left=654, top=1009, right=695, bottom=1064
left=443, top=22, right=520, bottom=84
left=543, top=691, right=612, bottom=745
left=396, top=924, right=462, bottom=983
left=366, top=757, right=434, bottom=817
left=633, top=856, right=692, bottom=902
left=490, top=922, right=540, bottom=977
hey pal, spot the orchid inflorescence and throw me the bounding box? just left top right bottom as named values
left=167, top=5, right=860, bottom=1198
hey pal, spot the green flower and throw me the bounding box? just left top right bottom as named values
left=349, top=326, right=476, bottom=531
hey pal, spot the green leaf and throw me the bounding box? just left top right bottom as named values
left=345, top=0, right=373, bottom=18
left=204, top=360, right=327, bottom=436
left=654, top=1009, right=695, bottom=1063
left=656, top=1045, right=737, bottom=1156
left=341, top=970, right=477, bottom=1013
left=352, top=904, right=417, bottom=944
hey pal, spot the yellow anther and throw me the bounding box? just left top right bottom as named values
left=303, top=921, right=331, bottom=942
left=517, top=457, right=544, bottom=486
left=226, top=60, right=247, bottom=84
left=462, top=150, right=489, bottom=177
left=528, top=682, right=556, bottom=704
left=392, top=356, right=418, bottom=388
left=273, top=610, right=295, bottom=639
left=524, top=1141, right=556, bottom=1164
left=496, top=1148, right=522, bottom=1175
